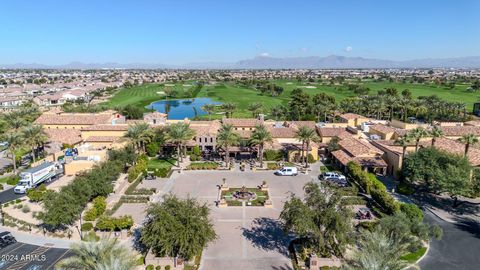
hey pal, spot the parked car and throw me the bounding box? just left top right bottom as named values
left=0, top=231, right=16, bottom=248
left=274, top=167, right=298, bottom=176
left=319, top=172, right=346, bottom=181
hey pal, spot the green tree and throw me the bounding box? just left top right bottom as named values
left=140, top=195, right=217, bottom=261
left=250, top=124, right=272, bottom=168
left=295, top=126, right=319, bottom=168
left=216, top=124, right=240, bottom=165
left=166, top=123, right=195, bottom=166
left=247, top=102, right=263, bottom=118
left=201, top=104, right=216, bottom=120
left=22, top=124, right=47, bottom=162
left=221, top=102, right=237, bottom=118
left=124, top=123, right=153, bottom=153
left=56, top=237, right=136, bottom=270
left=408, top=127, right=429, bottom=152
left=4, top=132, right=23, bottom=173
left=280, top=182, right=353, bottom=257
left=429, top=126, right=444, bottom=146
left=394, top=135, right=412, bottom=164
left=458, top=134, right=479, bottom=156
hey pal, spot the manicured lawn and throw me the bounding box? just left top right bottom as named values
left=105, top=80, right=478, bottom=117
left=147, top=158, right=176, bottom=170
left=400, top=247, right=427, bottom=263
left=104, top=82, right=196, bottom=110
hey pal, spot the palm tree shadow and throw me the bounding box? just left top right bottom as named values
left=241, top=217, right=295, bottom=257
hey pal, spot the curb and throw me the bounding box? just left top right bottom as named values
left=402, top=242, right=430, bottom=270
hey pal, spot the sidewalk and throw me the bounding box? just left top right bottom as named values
left=0, top=225, right=78, bottom=249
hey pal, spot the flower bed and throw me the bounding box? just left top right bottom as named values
left=187, top=162, right=219, bottom=170
left=221, top=187, right=270, bottom=207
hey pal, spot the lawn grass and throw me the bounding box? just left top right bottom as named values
left=105, top=80, right=478, bottom=117
left=400, top=247, right=427, bottom=263
left=104, top=82, right=196, bottom=111
left=147, top=158, right=176, bottom=170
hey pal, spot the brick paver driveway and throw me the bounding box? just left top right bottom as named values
left=150, top=169, right=317, bottom=270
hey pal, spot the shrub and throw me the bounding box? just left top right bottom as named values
left=307, top=153, right=316, bottom=163
left=165, top=266, right=171, bottom=270
left=83, top=231, right=100, bottom=241
left=430, top=224, right=443, bottom=240
left=95, top=215, right=115, bottom=231
left=266, top=162, right=280, bottom=170
left=371, top=188, right=400, bottom=215
left=146, top=265, right=154, bottom=270
left=15, top=199, right=22, bottom=204
left=21, top=205, right=30, bottom=213
left=192, top=145, right=201, bottom=156
left=263, top=150, right=284, bottom=161
left=84, top=207, right=98, bottom=221
left=146, top=142, right=160, bottom=157
left=187, top=162, right=219, bottom=170
left=38, top=184, right=47, bottom=192
left=156, top=266, right=161, bottom=270
left=92, top=196, right=107, bottom=216
left=153, top=167, right=171, bottom=178
left=400, top=203, right=423, bottom=222
left=397, top=181, right=415, bottom=195
left=81, top=222, right=93, bottom=231
left=0, top=184, right=3, bottom=190
left=357, top=221, right=377, bottom=231
left=27, top=189, right=45, bottom=202
left=5, top=175, right=20, bottom=186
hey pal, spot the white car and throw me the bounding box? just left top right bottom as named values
left=319, top=172, right=346, bottom=181
left=274, top=167, right=298, bottom=176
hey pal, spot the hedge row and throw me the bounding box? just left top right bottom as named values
left=347, top=162, right=399, bottom=215
left=128, top=155, right=148, bottom=182
left=95, top=215, right=133, bottom=231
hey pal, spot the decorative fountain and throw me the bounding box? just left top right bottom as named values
left=232, top=185, right=257, bottom=201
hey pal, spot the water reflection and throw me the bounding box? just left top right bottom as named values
left=147, top=98, right=222, bottom=119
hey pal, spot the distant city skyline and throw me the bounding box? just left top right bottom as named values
left=1, top=0, right=479, bottom=65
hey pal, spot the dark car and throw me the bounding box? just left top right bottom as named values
left=0, top=231, right=17, bottom=248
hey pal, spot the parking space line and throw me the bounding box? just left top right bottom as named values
left=7, top=246, right=50, bottom=270
left=45, top=249, right=70, bottom=270
left=1, top=243, right=25, bottom=256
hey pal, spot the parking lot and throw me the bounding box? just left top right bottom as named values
left=0, top=242, right=71, bottom=270
left=147, top=169, right=318, bottom=270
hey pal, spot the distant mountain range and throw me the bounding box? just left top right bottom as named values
left=2, top=55, right=480, bottom=69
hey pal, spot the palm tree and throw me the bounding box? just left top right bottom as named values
left=429, top=126, right=444, bottom=146
left=295, top=126, right=319, bottom=168
left=4, top=132, right=23, bottom=174
left=166, top=123, right=195, bottom=166
left=394, top=135, right=412, bottom=164
left=343, top=229, right=408, bottom=270
left=250, top=124, right=272, bottom=168
left=459, top=134, right=479, bottom=157
left=56, top=237, right=136, bottom=270
left=124, top=123, right=152, bottom=153
left=221, top=102, right=237, bottom=118
left=247, top=102, right=263, bottom=118
left=408, top=127, right=428, bottom=152
left=216, top=124, right=240, bottom=165
left=22, top=124, right=47, bottom=162
left=202, top=104, right=216, bottom=120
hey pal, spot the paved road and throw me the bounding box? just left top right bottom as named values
left=0, top=188, right=24, bottom=205
left=0, top=241, right=71, bottom=270
left=420, top=211, right=480, bottom=270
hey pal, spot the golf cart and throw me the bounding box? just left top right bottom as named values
left=0, top=231, right=17, bottom=248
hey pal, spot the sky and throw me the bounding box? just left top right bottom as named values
left=1, top=0, right=479, bottom=65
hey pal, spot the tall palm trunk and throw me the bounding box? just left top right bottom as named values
left=225, top=146, right=230, bottom=165
left=305, top=141, right=310, bottom=168
left=31, top=146, right=36, bottom=162
left=259, top=144, right=264, bottom=168
left=401, top=146, right=407, bottom=164
left=300, top=140, right=305, bottom=165
left=465, top=143, right=470, bottom=157
left=177, top=144, right=181, bottom=166
left=12, top=153, right=17, bottom=174
left=415, top=139, right=420, bottom=152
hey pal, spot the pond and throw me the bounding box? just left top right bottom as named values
left=146, top=98, right=222, bottom=120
